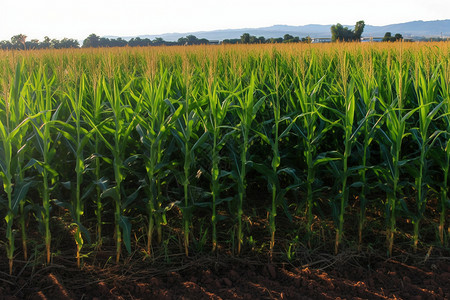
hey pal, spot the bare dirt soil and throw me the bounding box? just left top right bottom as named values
left=1, top=247, right=449, bottom=300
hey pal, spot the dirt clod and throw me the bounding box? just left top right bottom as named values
left=267, top=264, right=276, bottom=279
left=222, top=277, right=232, bottom=287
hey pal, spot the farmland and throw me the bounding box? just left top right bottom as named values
left=0, top=42, right=449, bottom=299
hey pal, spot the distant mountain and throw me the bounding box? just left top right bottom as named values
left=106, top=19, right=450, bottom=41
left=363, top=20, right=450, bottom=37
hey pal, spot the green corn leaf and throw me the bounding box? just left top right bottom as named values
left=191, top=131, right=210, bottom=153
left=313, top=153, right=341, bottom=167
left=101, top=186, right=120, bottom=202
left=81, top=183, right=95, bottom=201
left=252, top=96, right=266, bottom=116
left=73, top=219, right=91, bottom=244
left=119, top=215, right=132, bottom=254
left=11, top=180, right=33, bottom=214
left=122, top=185, right=144, bottom=209
left=24, top=158, right=44, bottom=173
left=216, top=197, right=233, bottom=205
left=248, top=161, right=278, bottom=188
left=53, top=199, right=73, bottom=211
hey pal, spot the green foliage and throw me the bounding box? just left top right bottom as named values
left=331, top=21, right=365, bottom=42
left=383, top=32, right=404, bottom=42
left=0, top=43, right=449, bottom=271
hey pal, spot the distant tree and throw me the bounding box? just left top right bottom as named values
left=186, top=35, right=199, bottom=45
left=257, top=36, right=266, bottom=43
left=354, top=21, right=365, bottom=40
left=283, top=34, right=294, bottom=42
left=241, top=33, right=250, bottom=44
left=178, top=37, right=188, bottom=45
left=268, top=37, right=283, bottom=43
left=0, top=40, right=13, bottom=50
left=283, top=34, right=300, bottom=43
left=382, top=32, right=392, bottom=42
left=11, top=34, right=27, bottom=50
left=51, top=39, right=61, bottom=49
left=60, top=38, right=79, bottom=48
left=302, top=36, right=312, bottom=43
left=128, top=37, right=142, bottom=47
left=99, top=37, right=111, bottom=47
left=152, top=37, right=165, bottom=46
left=40, top=36, right=51, bottom=49
left=113, top=37, right=128, bottom=47
left=143, top=38, right=152, bottom=46
left=331, top=21, right=365, bottom=42
left=83, top=34, right=100, bottom=48
left=130, top=38, right=146, bottom=47
left=222, top=38, right=240, bottom=44
left=383, top=32, right=403, bottom=42
left=331, top=23, right=344, bottom=42
left=25, top=39, right=40, bottom=50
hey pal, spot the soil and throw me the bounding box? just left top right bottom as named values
left=1, top=247, right=449, bottom=300
left=1, top=195, right=449, bottom=299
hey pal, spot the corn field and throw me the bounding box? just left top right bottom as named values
left=0, top=43, right=449, bottom=274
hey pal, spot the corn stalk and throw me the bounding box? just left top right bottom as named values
left=135, top=71, right=177, bottom=256
left=410, top=64, right=442, bottom=250
left=234, top=74, right=264, bottom=254
left=99, top=75, right=140, bottom=263
left=0, top=62, right=35, bottom=274
left=197, top=81, right=233, bottom=252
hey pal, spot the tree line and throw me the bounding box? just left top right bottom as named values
left=1, top=32, right=315, bottom=50
left=0, top=34, right=79, bottom=50
left=223, top=33, right=312, bottom=44
left=82, top=33, right=214, bottom=47
left=1, top=24, right=407, bottom=50
left=382, top=32, right=403, bottom=42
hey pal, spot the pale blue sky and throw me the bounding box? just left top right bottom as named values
left=1, top=0, right=449, bottom=40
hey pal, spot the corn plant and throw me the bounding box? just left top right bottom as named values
left=78, top=74, right=109, bottom=248
left=53, top=74, right=98, bottom=267
left=10, top=64, right=34, bottom=264
left=98, top=75, right=140, bottom=263
left=197, top=80, right=233, bottom=252
left=265, top=74, right=282, bottom=258
left=91, top=76, right=106, bottom=247
left=353, top=68, right=381, bottom=247
left=135, top=71, right=178, bottom=256
left=171, top=74, right=208, bottom=256
left=378, top=56, right=415, bottom=255
left=410, top=64, right=443, bottom=250
left=233, top=74, right=264, bottom=254
left=431, top=60, right=450, bottom=246
left=0, top=62, right=35, bottom=274
left=26, top=66, right=61, bottom=264
left=251, top=69, right=299, bottom=258
left=290, top=64, right=334, bottom=242
left=429, top=118, right=449, bottom=247
left=324, top=54, right=359, bottom=253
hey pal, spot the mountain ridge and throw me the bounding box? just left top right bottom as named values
left=105, top=19, right=450, bottom=41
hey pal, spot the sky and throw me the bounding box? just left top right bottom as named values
left=1, top=0, right=449, bottom=41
